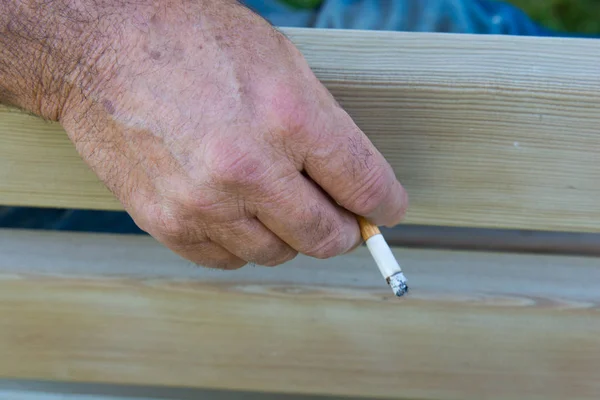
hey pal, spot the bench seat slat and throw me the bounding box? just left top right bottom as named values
left=0, top=229, right=599, bottom=400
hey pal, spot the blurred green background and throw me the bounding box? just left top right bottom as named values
left=507, top=0, right=600, bottom=34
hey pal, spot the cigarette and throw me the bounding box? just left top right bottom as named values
left=357, top=216, right=408, bottom=297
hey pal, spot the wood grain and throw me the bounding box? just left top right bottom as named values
left=1, top=29, right=600, bottom=232
left=1, top=228, right=599, bottom=400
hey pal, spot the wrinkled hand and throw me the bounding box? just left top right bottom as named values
left=58, top=0, right=408, bottom=269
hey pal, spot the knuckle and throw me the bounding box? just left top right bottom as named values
left=259, top=247, right=298, bottom=267
left=343, top=167, right=391, bottom=215
left=240, top=230, right=299, bottom=267
left=206, top=142, right=267, bottom=188
left=306, top=230, right=347, bottom=259
left=164, top=184, right=233, bottom=221
left=191, top=253, right=246, bottom=270
left=206, top=257, right=247, bottom=271
left=173, top=241, right=247, bottom=270
left=265, top=81, right=311, bottom=133
left=301, top=211, right=347, bottom=259
left=178, top=188, right=221, bottom=217
left=143, top=203, right=191, bottom=242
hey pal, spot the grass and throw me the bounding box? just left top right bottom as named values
left=506, top=0, right=600, bottom=34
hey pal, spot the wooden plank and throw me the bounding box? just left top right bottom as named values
left=0, top=391, right=313, bottom=400
left=1, top=29, right=600, bottom=232
left=381, top=225, right=600, bottom=256
left=0, top=378, right=356, bottom=400
left=0, top=228, right=599, bottom=400
left=0, top=379, right=366, bottom=400
left=0, top=391, right=144, bottom=400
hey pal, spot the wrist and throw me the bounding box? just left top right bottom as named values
left=0, top=0, right=116, bottom=121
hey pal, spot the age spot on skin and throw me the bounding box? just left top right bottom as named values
left=149, top=50, right=162, bottom=60
left=149, top=14, right=160, bottom=25
left=101, top=99, right=116, bottom=115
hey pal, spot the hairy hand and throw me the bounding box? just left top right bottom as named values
left=54, top=0, right=408, bottom=269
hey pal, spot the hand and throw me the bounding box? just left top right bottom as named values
left=2, top=0, right=408, bottom=269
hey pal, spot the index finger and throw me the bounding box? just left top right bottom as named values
left=300, top=104, right=408, bottom=227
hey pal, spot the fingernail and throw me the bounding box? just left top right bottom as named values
left=344, top=219, right=363, bottom=254
left=381, top=185, right=409, bottom=228
left=343, top=238, right=363, bottom=254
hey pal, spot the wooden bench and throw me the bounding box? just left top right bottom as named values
left=0, top=28, right=599, bottom=400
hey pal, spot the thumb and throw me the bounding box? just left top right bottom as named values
left=299, top=105, right=408, bottom=227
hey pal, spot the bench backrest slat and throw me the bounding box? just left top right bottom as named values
left=1, top=28, right=599, bottom=232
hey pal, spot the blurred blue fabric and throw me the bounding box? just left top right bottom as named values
left=0, top=0, right=593, bottom=233
left=245, top=0, right=561, bottom=36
